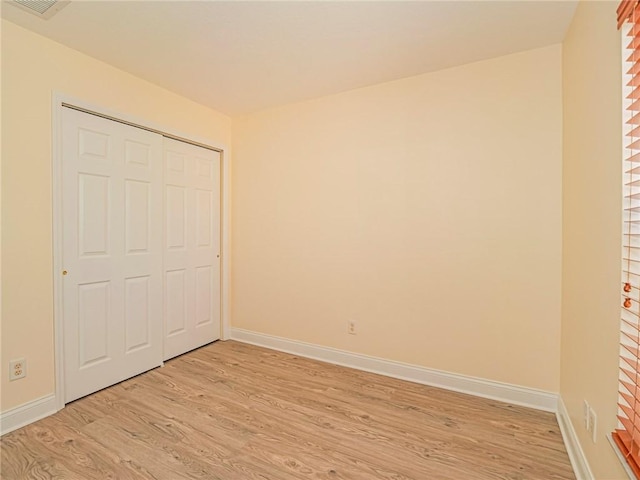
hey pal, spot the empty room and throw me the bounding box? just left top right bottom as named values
left=0, top=0, right=634, bottom=478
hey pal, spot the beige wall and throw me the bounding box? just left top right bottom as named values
left=0, top=20, right=231, bottom=411
left=232, top=45, right=563, bottom=392
left=561, top=1, right=627, bottom=478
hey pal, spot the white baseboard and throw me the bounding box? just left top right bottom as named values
left=230, top=328, right=559, bottom=412
left=556, top=397, right=594, bottom=480
left=0, top=394, right=58, bottom=436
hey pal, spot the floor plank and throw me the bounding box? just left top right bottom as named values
left=1, top=341, right=575, bottom=479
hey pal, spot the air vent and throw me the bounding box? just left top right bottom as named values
left=9, top=0, right=69, bottom=19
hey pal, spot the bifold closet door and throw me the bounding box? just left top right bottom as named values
left=163, top=138, right=221, bottom=360
left=62, top=107, right=163, bottom=403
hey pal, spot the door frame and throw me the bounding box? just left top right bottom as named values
left=52, top=92, right=231, bottom=411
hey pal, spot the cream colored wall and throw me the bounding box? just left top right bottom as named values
left=561, top=1, right=627, bottom=478
left=0, top=20, right=231, bottom=411
left=232, top=45, right=563, bottom=392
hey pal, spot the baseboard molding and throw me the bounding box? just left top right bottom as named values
left=230, top=328, right=559, bottom=412
left=0, top=394, right=58, bottom=436
left=556, top=397, right=594, bottom=480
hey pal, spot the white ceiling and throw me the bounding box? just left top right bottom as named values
left=2, top=1, right=578, bottom=116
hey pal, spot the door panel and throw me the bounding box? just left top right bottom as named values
left=62, top=107, right=163, bottom=403
left=163, top=138, right=220, bottom=360
left=78, top=128, right=110, bottom=159
left=195, top=266, right=212, bottom=326
left=77, top=281, right=110, bottom=367
left=196, top=189, right=212, bottom=247
left=78, top=174, right=110, bottom=256
left=124, top=275, right=151, bottom=352
left=166, top=269, right=187, bottom=336
left=125, top=180, right=151, bottom=254
left=166, top=185, right=187, bottom=249
left=125, top=139, right=151, bottom=168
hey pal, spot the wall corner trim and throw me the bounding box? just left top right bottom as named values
left=556, top=396, right=595, bottom=480
left=0, top=394, right=58, bottom=436
left=230, top=328, right=559, bottom=412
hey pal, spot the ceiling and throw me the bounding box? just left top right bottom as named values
left=2, top=1, right=578, bottom=116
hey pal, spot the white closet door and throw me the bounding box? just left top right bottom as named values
left=163, top=138, right=221, bottom=360
left=62, top=108, right=163, bottom=403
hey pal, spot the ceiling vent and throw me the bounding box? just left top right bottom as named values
left=9, top=0, right=69, bottom=19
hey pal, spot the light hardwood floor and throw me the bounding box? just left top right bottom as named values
left=1, top=341, right=575, bottom=479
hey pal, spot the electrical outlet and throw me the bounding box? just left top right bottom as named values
left=589, top=407, right=597, bottom=443
left=9, top=358, right=26, bottom=381
left=347, top=320, right=357, bottom=335
left=583, top=400, right=590, bottom=430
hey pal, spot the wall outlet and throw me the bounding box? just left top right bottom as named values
left=9, top=358, right=26, bottom=381
left=347, top=320, right=357, bottom=335
left=589, top=406, right=597, bottom=443
left=583, top=400, right=590, bottom=430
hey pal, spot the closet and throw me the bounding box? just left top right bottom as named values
left=61, top=107, right=221, bottom=403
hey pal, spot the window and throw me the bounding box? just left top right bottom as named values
left=614, top=1, right=640, bottom=478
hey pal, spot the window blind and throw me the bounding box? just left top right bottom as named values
left=620, top=1, right=640, bottom=28
left=614, top=2, right=640, bottom=478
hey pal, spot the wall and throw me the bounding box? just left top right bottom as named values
left=232, top=45, right=563, bottom=392
left=561, top=1, right=627, bottom=478
left=0, top=20, right=231, bottom=412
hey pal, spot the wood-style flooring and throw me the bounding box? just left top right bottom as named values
left=0, top=340, right=575, bottom=479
